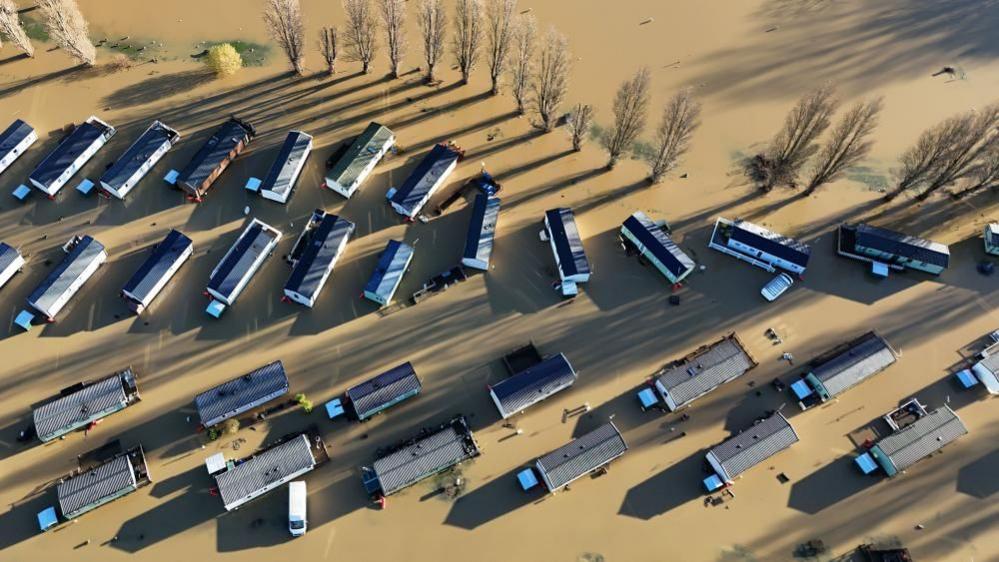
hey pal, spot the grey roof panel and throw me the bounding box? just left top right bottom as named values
left=326, top=122, right=394, bottom=187
left=364, top=240, right=413, bottom=301
left=207, top=220, right=281, bottom=302
left=99, top=120, right=178, bottom=192
left=371, top=417, right=480, bottom=495
left=57, top=454, right=137, bottom=518
left=260, top=131, right=312, bottom=199
left=194, top=361, right=289, bottom=426
left=346, top=362, right=421, bottom=419
left=177, top=118, right=254, bottom=194
left=536, top=422, right=627, bottom=490
left=29, top=118, right=115, bottom=190
left=283, top=213, right=354, bottom=301
left=491, top=353, right=577, bottom=417
left=33, top=372, right=130, bottom=441
left=462, top=194, right=501, bottom=267
left=622, top=212, right=695, bottom=278
left=810, top=332, right=897, bottom=397
left=709, top=412, right=798, bottom=479
left=876, top=406, right=968, bottom=471
left=121, top=230, right=192, bottom=306
left=28, top=235, right=106, bottom=318
left=389, top=143, right=461, bottom=216
left=215, top=434, right=316, bottom=509
left=655, top=335, right=756, bottom=408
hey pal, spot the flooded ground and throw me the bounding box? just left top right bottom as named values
left=0, top=1, right=997, bottom=561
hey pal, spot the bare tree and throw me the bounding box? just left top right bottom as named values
left=452, top=0, right=483, bottom=84
left=567, top=103, right=594, bottom=152
left=378, top=0, right=407, bottom=78
left=416, top=0, right=447, bottom=84
left=748, top=86, right=838, bottom=191
left=601, top=67, right=651, bottom=168
left=318, top=26, right=339, bottom=75
left=531, top=26, right=571, bottom=132
left=484, top=0, right=516, bottom=95
left=263, top=0, right=305, bottom=75
left=803, top=98, right=883, bottom=194
left=884, top=116, right=968, bottom=201
left=509, top=13, right=535, bottom=114
left=915, top=103, right=999, bottom=200
left=343, top=0, right=378, bottom=73
left=0, top=0, right=34, bottom=57
left=955, top=143, right=999, bottom=198
left=647, top=88, right=702, bottom=184
left=37, top=0, right=95, bottom=66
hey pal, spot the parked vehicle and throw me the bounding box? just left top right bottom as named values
left=761, top=273, right=794, bottom=302
left=288, top=481, right=307, bottom=536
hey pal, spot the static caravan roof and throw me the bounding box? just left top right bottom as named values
left=389, top=143, right=461, bottom=217
left=853, top=223, right=950, bottom=269
left=177, top=117, right=254, bottom=193
left=0, top=242, right=23, bottom=288
left=809, top=332, right=897, bottom=398
left=708, top=412, right=798, bottom=481
left=33, top=369, right=134, bottom=442
left=546, top=208, right=590, bottom=279
left=260, top=130, right=312, bottom=201
left=99, top=120, right=179, bottom=194
left=215, top=434, right=317, bottom=511
left=972, top=352, right=999, bottom=394
left=490, top=353, right=577, bottom=419
left=28, top=235, right=106, bottom=318
left=57, top=451, right=139, bottom=519
left=370, top=417, right=480, bottom=496
left=875, top=406, right=967, bottom=472
left=121, top=230, right=193, bottom=309
left=207, top=219, right=281, bottom=303
left=0, top=119, right=35, bottom=166
left=326, top=122, right=394, bottom=187
left=622, top=211, right=695, bottom=280
left=194, top=361, right=289, bottom=427
left=535, top=422, right=627, bottom=491
left=462, top=194, right=501, bottom=270
left=345, top=362, right=421, bottom=420
left=284, top=213, right=354, bottom=304
left=986, top=223, right=999, bottom=248
left=29, top=117, right=115, bottom=191
left=364, top=240, right=414, bottom=304
left=727, top=219, right=811, bottom=269
left=655, top=334, right=756, bottom=409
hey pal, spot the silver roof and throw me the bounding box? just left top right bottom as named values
left=326, top=122, right=394, bottom=188
left=57, top=454, right=137, bottom=518
left=656, top=335, right=755, bottom=408
left=536, top=422, right=627, bottom=491
left=372, top=418, right=479, bottom=495
left=810, top=332, right=897, bottom=397
left=709, top=412, right=798, bottom=479
left=194, top=361, right=289, bottom=426
left=876, top=406, right=968, bottom=471
left=28, top=235, right=106, bottom=317
left=33, top=372, right=129, bottom=440
left=215, top=434, right=316, bottom=510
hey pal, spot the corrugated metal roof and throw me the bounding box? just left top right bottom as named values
left=810, top=332, right=897, bottom=397
left=709, top=412, right=798, bottom=479
left=462, top=194, right=501, bottom=268
left=389, top=144, right=461, bottom=216
left=29, top=117, right=115, bottom=190
left=207, top=219, right=281, bottom=302
left=33, top=372, right=130, bottom=441
left=284, top=213, right=354, bottom=301
left=364, top=240, right=413, bottom=302
left=57, top=454, right=137, bottom=518
left=259, top=130, right=312, bottom=199
left=346, top=362, right=421, bottom=419
left=28, top=235, right=106, bottom=317
left=215, top=434, right=316, bottom=510
left=371, top=417, right=480, bottom=496
left=622, top=212, right=695, bottom=278
left=655, top=335, right=755, bottom=408
left=0, top=242, right=22, bottom=276
left=546, top=208, right=590, bottom=278
left=728, top=219, right=811, bottom=268
left=0, top=119, right=34, bottom=157
left=326, top=122, right=394, bottom=188
left=177, top=118, right=253, bottom=192
left=99, top=120, right=178, bottom=192
left=121, top=230, right=192, bottom=306
left=853, top=223, right=950, bottom=268
left=536, top=422, right=627, bottom=491
left=876, top=406, right=968, bottom=472
left=491, top=353, right=577, bottom=418
left=194, top=361, right=289, bottom=426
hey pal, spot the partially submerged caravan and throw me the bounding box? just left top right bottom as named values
left=283, top=210, right=354, bottom=308
left=789, top=331, right=898, bottom=409
left=194, top=360, right=289, bottom=428
left=964, top=342, right=999, bottom=394
left=363, top=239, right=414, bottom=306
left=0, top=242, right=25, bottom=290
left=325, top=122, right=395, bottom=198
left=0, top=119, right=37, bottom=176
left=703, top=412, right=799, bottom=491
left=621, top=211, right=695, bottom=285
left=121, top=229, right=193, bottom=314
left=462, top=193, right=501, bottom=271
left=205, top=218, right=281, bottom=317
left=855, top=406, right=967, bottom=477
left=489, top=353, right=577, bottom=419
left=708, top=217, right=810, bottom=275
left=521, top=422, right=627, bottom=493
left=99, top=120, right=180, bottom=199
left=32, top=368, right=141, bottom=442
left=208, top=429, right=328, bottom=511
left=247, top=130, right=312, bottom=204
left=26, top=116, right=116, bottom=198
left=387, top=142, right=463, bottom=219
left=328, top=361, right=422, bottom=421
left=37, top=445, right=151, bottom=531
left=543, top=208, right=590, bottom=296
left=170, top=117, right=255, bottom=201
left=361, top=416, right=481, bottom=498
left=16, top=235, right=107, bottom=329
left=838, top=223, right=950, bottom=276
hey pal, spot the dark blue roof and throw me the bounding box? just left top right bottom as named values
left=462, top=193, right=501, bottom=264
left=0, top=242, right=21, bottom=273
left=546, top=208, right=590, bottom=278
left=622, top=212, right=694, bottom=278
left=853, top=223, right=950, bottom=268
left=389, top=144, right=461, bottom=216
left=100, top=121, right=178, bottom=192
left=346, top=362, right=421, bottom=419
left=284, top=213, right=354, bottom=300
left=729, top=220, right=811, bottom=268
left=30, top=119, right=114, bottom=189
left=491, top=353, right=577, bottom=417
left=195, top=361, right=289, bottom=426
left=0, top=119, right=34, bottom=157
left=29, top=236, right=105, bottom=316
left=178, top=118, right=254, bottom=193
left=364, top=240, right=414, bottom=297
left=208, top=221, right=280, bottom=301
left=260, top=131, right=311, bottom=195
left=121, top=230, right=193, bottom=305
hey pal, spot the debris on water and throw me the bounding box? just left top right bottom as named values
left=765, top=26, right=779, bottom=33
left=640, top=18, right=654, bottom=25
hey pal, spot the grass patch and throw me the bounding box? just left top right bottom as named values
left=845, top=165, right=888, bottom=192
left=203, top=40, right=270, bottom=67
left=20, top=14, right=48, bottom=41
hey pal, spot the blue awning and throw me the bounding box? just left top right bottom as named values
left=871, top=261, right=889, bottom=278
left=790, top=379, right=813, bottom=400
left=163, top=169, right=179, bottom=185
left=855, top=452, right=878, bottom=474
left=637, top=388, right=658, bottom=409
left=703, top=474, right=724, bottom=492
left=206, top=299, right=226, bottom=318
left=955, top=369, right=978, bottom=389
left=517, top=468, right=539, bottom=491
left=245, top=177, right=261, bottom=192
left=75, top=178, right=94, bottom=195
left=12, top=184, right=31, bottom=200
left=325, top=398, right=345, bottom=419
left=14, top=309, right=33, bottom=331
left=37, top=507, right=58, bottom=531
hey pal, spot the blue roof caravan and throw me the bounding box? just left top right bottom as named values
left=387, top=142, right=463, bottom=219
left=708, top=217, right=810, bottom=275
left=99, top=120, right=180, bottom=199
left=343, top=362, right=422, bottom=421
left=121, top=230, right=193, bottom=314
left=0, top=119, right=37, bottom=176
left=363, top=240, right=414, bottom=306
left=462, top=193, right=501, bottom=271
left=16, top=235, right=107, bottom=329
left=249, top=130, right=312, bottom=204
left=325, top=122, right=395, bottom=198
left=621, top=211, right=695, bottom=285
left=28, top=116, right=116, bottom=198
left=283, top=211, right=354, bottom=308
left=837, top=223, right=950, bottom=275
left=172, top=117, right=255, bottom=201
left=543, top=208, right=590, bottom=296
left=205, top=218, right=282, bottom=317
left=0, top=242, right=25, bottom=290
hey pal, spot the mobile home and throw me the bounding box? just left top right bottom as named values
left=363, top=240, right=414, bottom=306
left=0, top=242, right=25, bottom=289
left=194, top=360, right=289, bottom=428
left=325, top=122, right=395, bottom=198
left=28, top=116, right=116, bottom=197
left=99, top=120, right=180, bottom=199
left=650, top=333, right=757, bottom=412
left=489, top=353, right=577, bottom=419
left=856, top=406, right=968, bottom=477
left=17, top=235, right=106, bottom=328
left=121, top=229, right=193, bottom=313
left=543, top=207, right=591, bottom=296
left=253, top=130, right=312, bottom=204
left=344, top=362, right=422, bottom=421
left=387, top=142, right=462, bottom=219
left=205, top=218, right=281, bottom=317
left=790, top=331, right=898, bottom=408
left=838, top=223, right=950, bottom=275
left=32, top=368, right=141, bottom=442
left=704, top=412, right=799, bottom=490
left=708, top=217, right=810, bottom=275
left=967, top=344, right=999, bottom=394
left=532, top=422, right=627, bottom=493
left=172, top=117, right=255, bottom=201
left=0, top=119, right=37, bottom=176
left=621, top=211, right=695, bottom=285
left=283, top=211, right=354, bottom=308
left=462, top=193, right=501, bottom=271
left=985, top=223, right=999, bottom=256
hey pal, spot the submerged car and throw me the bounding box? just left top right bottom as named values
left=761, top=273, right=794, bottom=302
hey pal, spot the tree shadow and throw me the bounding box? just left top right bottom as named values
left=103, top=70, right=216, bottom=109
left=0, top=53, right=31, bottom=66
left=956, top=449, right=998, bottom=499
left=0, top=64, right=87, bottom=99
left=442, top=466, right=538, bottom=530
left=787, top=455, right=879, bottom=514
left=618, top=449, right=708, bottom=520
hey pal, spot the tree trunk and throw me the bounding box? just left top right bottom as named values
left=426, top=63, right=436, bottom=83
left=607, top=154, right=619, bottom=169
left=490, top=76, right=499, bottom=95
left=362, top=61, right=371, bottom=73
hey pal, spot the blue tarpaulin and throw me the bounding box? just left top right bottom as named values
left=75, top=178, right=94, bottom=195
left=790, top=379, right=813, bottom=400
left=703, top=474, right=724, bottom=492
left=163, top=169, right=179, bottom=185
left=871, top=261, right=889, bottom=278
left=955, top=369, right=978, bottom=389
left=14, top=309, right=33, bottom=331
left=517, top=468, right=539, bottom=491
left=12, top=184, right=30, bottom=200
left=37, top=507, right=58, bottom=531
left=637, top=388, right=658, bottom=409
left=855, top=452, right=878, bottom=474
left=244, top=177, right=261, bottom=192
left=325, top=398, right=345, bottom=419
left=206, top=299, right=226, bottom=318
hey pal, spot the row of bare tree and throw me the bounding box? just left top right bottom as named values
left=0, top=0, right=96, bottom=65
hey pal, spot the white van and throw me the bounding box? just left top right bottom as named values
left=288, top=481, right=307, bottom=536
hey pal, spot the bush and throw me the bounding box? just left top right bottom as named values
left=207, top=427, right=221, bottom=441
left=295, top=393, right=313, bottom=414
left=222, top=418, right=240, bottom=435
left=205, top=43, right=243, bottom=77
left=108, top=53, right=133, bottom=72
